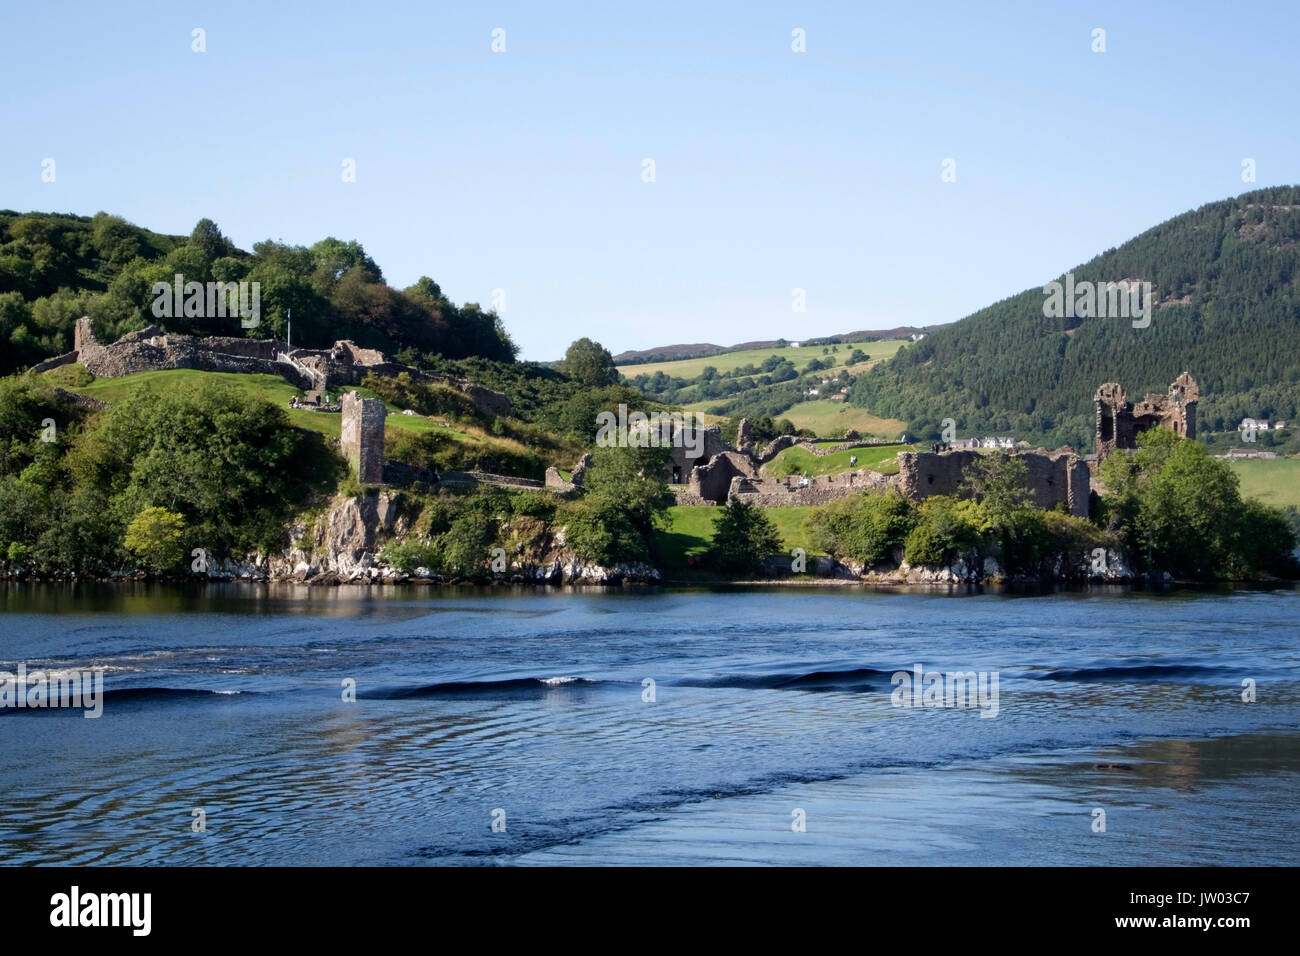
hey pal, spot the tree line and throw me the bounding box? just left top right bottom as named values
left=0, top=211, right=517, bottom=375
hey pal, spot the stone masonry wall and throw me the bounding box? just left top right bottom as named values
left=728, top=469, right=891, bottom=507
left=689, top=451, right=754, bottom=503
left=340, top=391, right=387, bottom=483
left=67, top=317, right=511, bottom=419
left=896, top=450, right=1090, bottom=518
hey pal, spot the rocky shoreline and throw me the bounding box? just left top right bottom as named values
left=0, top=491, right=1269, bottom=588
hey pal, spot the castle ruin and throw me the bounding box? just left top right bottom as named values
left=1095, top=373, right=1198, bottom=460
left=45, top=317, right=511, bottom=419
left=896, top=448, right=1091, bottom=517
left=340, top=392, right=387, bottom=483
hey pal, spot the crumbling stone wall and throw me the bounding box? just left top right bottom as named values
left=1095, top=373, right=1197, bottom=460
left=755, top=434, right=808, bottom=464
left=735, top=417, right=754, bottom=451
left=545, top=467, right=576, bottom=492
left=340, top=391, right=387, bottom=483
left=753, top=435, right=905, bottom=466
left=896, top=449, right=1090, bottom=517
left=689, top=451, right=754, bottom=503
left=64, top=317, right=512, bottom=418
left=727, top=469, right=891, bottom=507
left=665, top=424, right=732, bottom=480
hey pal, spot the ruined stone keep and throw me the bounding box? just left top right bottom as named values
left=1095, top=373, right=1198, bottom=460
left=340, top=391, right=387, bottom=483
left=896, top=449, right=1091, bottom=518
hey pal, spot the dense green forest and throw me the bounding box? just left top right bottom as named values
left=0, top=210, right=517, bottom=375
left=850, top=186, right=1300, bottom=450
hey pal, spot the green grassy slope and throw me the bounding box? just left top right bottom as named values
left=761, top=442, right=918, bottom=478
left=67, top=369, right=464, bottom=439
left=618, top=339, right=908, bottom=380
left=1228, top=456, right=1300, bottom=509
left=657, top=505, right=817, bottom=567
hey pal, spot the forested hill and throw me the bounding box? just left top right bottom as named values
left=0, top=211, right=517, bottom=376
left=850, top=186, right=1300, bottom=451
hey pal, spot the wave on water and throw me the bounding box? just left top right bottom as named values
left=361, top=676, right=605, bottom=699
left=0, top=685, right=247, bottom=716
left=678, top=666, right=896, bottom=693
left=103, top=686, right=247, bottom=701
left=1030, top=662, right=1235, bottom=683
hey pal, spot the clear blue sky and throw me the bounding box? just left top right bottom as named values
left=3, top=1, right=1297, bottom=360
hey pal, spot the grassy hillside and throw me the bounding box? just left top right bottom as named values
left=779, top=400, right=908, bottom=438
left=56, top=367, right=556, bottom=478
left=850, top=186, right=1300, bottom=451
left=618, top=339, right=907, bottom=379
left=1228, top=456, right=1300, bottom=509
left=657, top=505, right=815, bottom=567
left=66, top=369, right=453, bottom=438
left=623, top=338, right=909, bottom=429
left=761, top=442, right=918, bottom=479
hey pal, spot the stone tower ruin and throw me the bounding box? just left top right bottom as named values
left=340, top=391, right=386, bottom=483
left=1095, top=373, right=1198, bottom=460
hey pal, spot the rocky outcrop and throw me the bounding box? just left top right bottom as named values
left=255, top=491, right=407, bottom=583
left=196, top=492, right=661, bottom=586
left=51, top=388, right=106, bottom=412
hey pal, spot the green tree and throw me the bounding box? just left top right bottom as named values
left=563, top=338, right=618, bottom=387
left=710, top=499, right=783, bottom=573
left=565, top=445, right=673, bottom=564
left=806, top=490, right=914, bottom=565
left=958, top=453, right=1031, bottom=521
left=124, top=507, right=186, bottom=572
left=903, top=496, right=982, bottom=566
left=1100, top=428, right=1296, bottom=577
left=74, top=379, right=342, bottom=556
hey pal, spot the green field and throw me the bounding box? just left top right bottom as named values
left=617, top=339, right=909, bottom=381
left=657, top=504, right=816, bottom=567
left=1228, top=456, right=1300, bottom=509
left=780, top=400, right=908, bottom=438
left=65, top=369, right=467, bottom=440
left=761, top=442, right=918, bottom=479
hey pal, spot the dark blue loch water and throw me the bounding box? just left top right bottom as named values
left=1, top=583, right=1298, bottom=865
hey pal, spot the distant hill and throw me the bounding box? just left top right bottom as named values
left=613, top=326, right=941, bottom=366
left=612, top=342, right=728, bottom=364
left=850, top=186, right=1300, bottom=451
